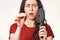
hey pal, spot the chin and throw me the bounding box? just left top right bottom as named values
left=29, top=17, right=36, bottom=20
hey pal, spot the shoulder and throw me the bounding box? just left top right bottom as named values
left=44, top=24, right=54, bottom=38
left=10, top=23, right=17, bottom=28
left=9, top=23, right=18, bottom=34
left=44, top=23, right=52, bottom=32
left=10, top=23, right=17, bottom=30
left=44, top=23, right=51, bottom=30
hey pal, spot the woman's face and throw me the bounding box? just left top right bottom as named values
left=24, top=0, right=38, bottom=20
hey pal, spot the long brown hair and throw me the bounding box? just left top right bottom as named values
left=19, top=0, right=45, bottom=40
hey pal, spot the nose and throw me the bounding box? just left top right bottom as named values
left=30, top=6, right=33, bottom=11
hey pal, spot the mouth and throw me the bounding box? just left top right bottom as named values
left=29, top=13, right=34, bottom=16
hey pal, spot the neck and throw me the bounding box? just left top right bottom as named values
left=24, top=18, right=35, bottom=27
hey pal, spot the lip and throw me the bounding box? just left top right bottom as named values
left=29, top=13, right=34, bottom=16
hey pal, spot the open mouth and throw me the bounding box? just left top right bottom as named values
left=29, top=13, right=34, bottom=16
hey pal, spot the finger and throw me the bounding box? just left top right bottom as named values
left=39, top=32, right=45, bottom=39
left=39, top=30, right=47, bottom=37
left=39, top=29, right=47, bottom=34
left=39, top=31, right=47, bottom=35
left=39, top=29, right=45, bottom=33
left=40, top=26, right=46, bottom=30
left=40, top=26, right=46, bottom=29
left=18, top=13, right=26, bottom=19
left=39, top=31, right=47, bottom=39
left=19, top=13, right=26, bottom=17
left=39, top=27, right=47, bottom=34
left=39, top=30, right=47, bottom=39
left=15, top=13, right=26, bottom=21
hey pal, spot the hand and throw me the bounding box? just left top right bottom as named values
left=39, top=26, right=47, bottom=40
left=15, top=13, right=26, bottom=28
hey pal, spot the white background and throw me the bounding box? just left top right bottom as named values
left=0, top=0, right=60, bottom=40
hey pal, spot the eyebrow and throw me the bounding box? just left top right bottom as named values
left=26, top=4, right=30, bottom=5
left=26, top=3, right=38, bottom=5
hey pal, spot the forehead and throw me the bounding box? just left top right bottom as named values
left=25, top=0, right=37, bottom=4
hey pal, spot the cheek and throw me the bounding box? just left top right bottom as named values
left=34, top=7, right=38, bottom=13
left=24, top=7, right=29, bottom=13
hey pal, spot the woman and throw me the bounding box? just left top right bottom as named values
left=9, top=0, right=54, bottom=40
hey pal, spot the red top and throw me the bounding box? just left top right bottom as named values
left=9, top=23, right=54, bottom=40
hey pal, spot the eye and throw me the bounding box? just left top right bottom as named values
left=26, top=5, right=29, bottom=7
left=25, top=4, right=30, bottom=7
left=33, top=4, right=38, bottom=7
